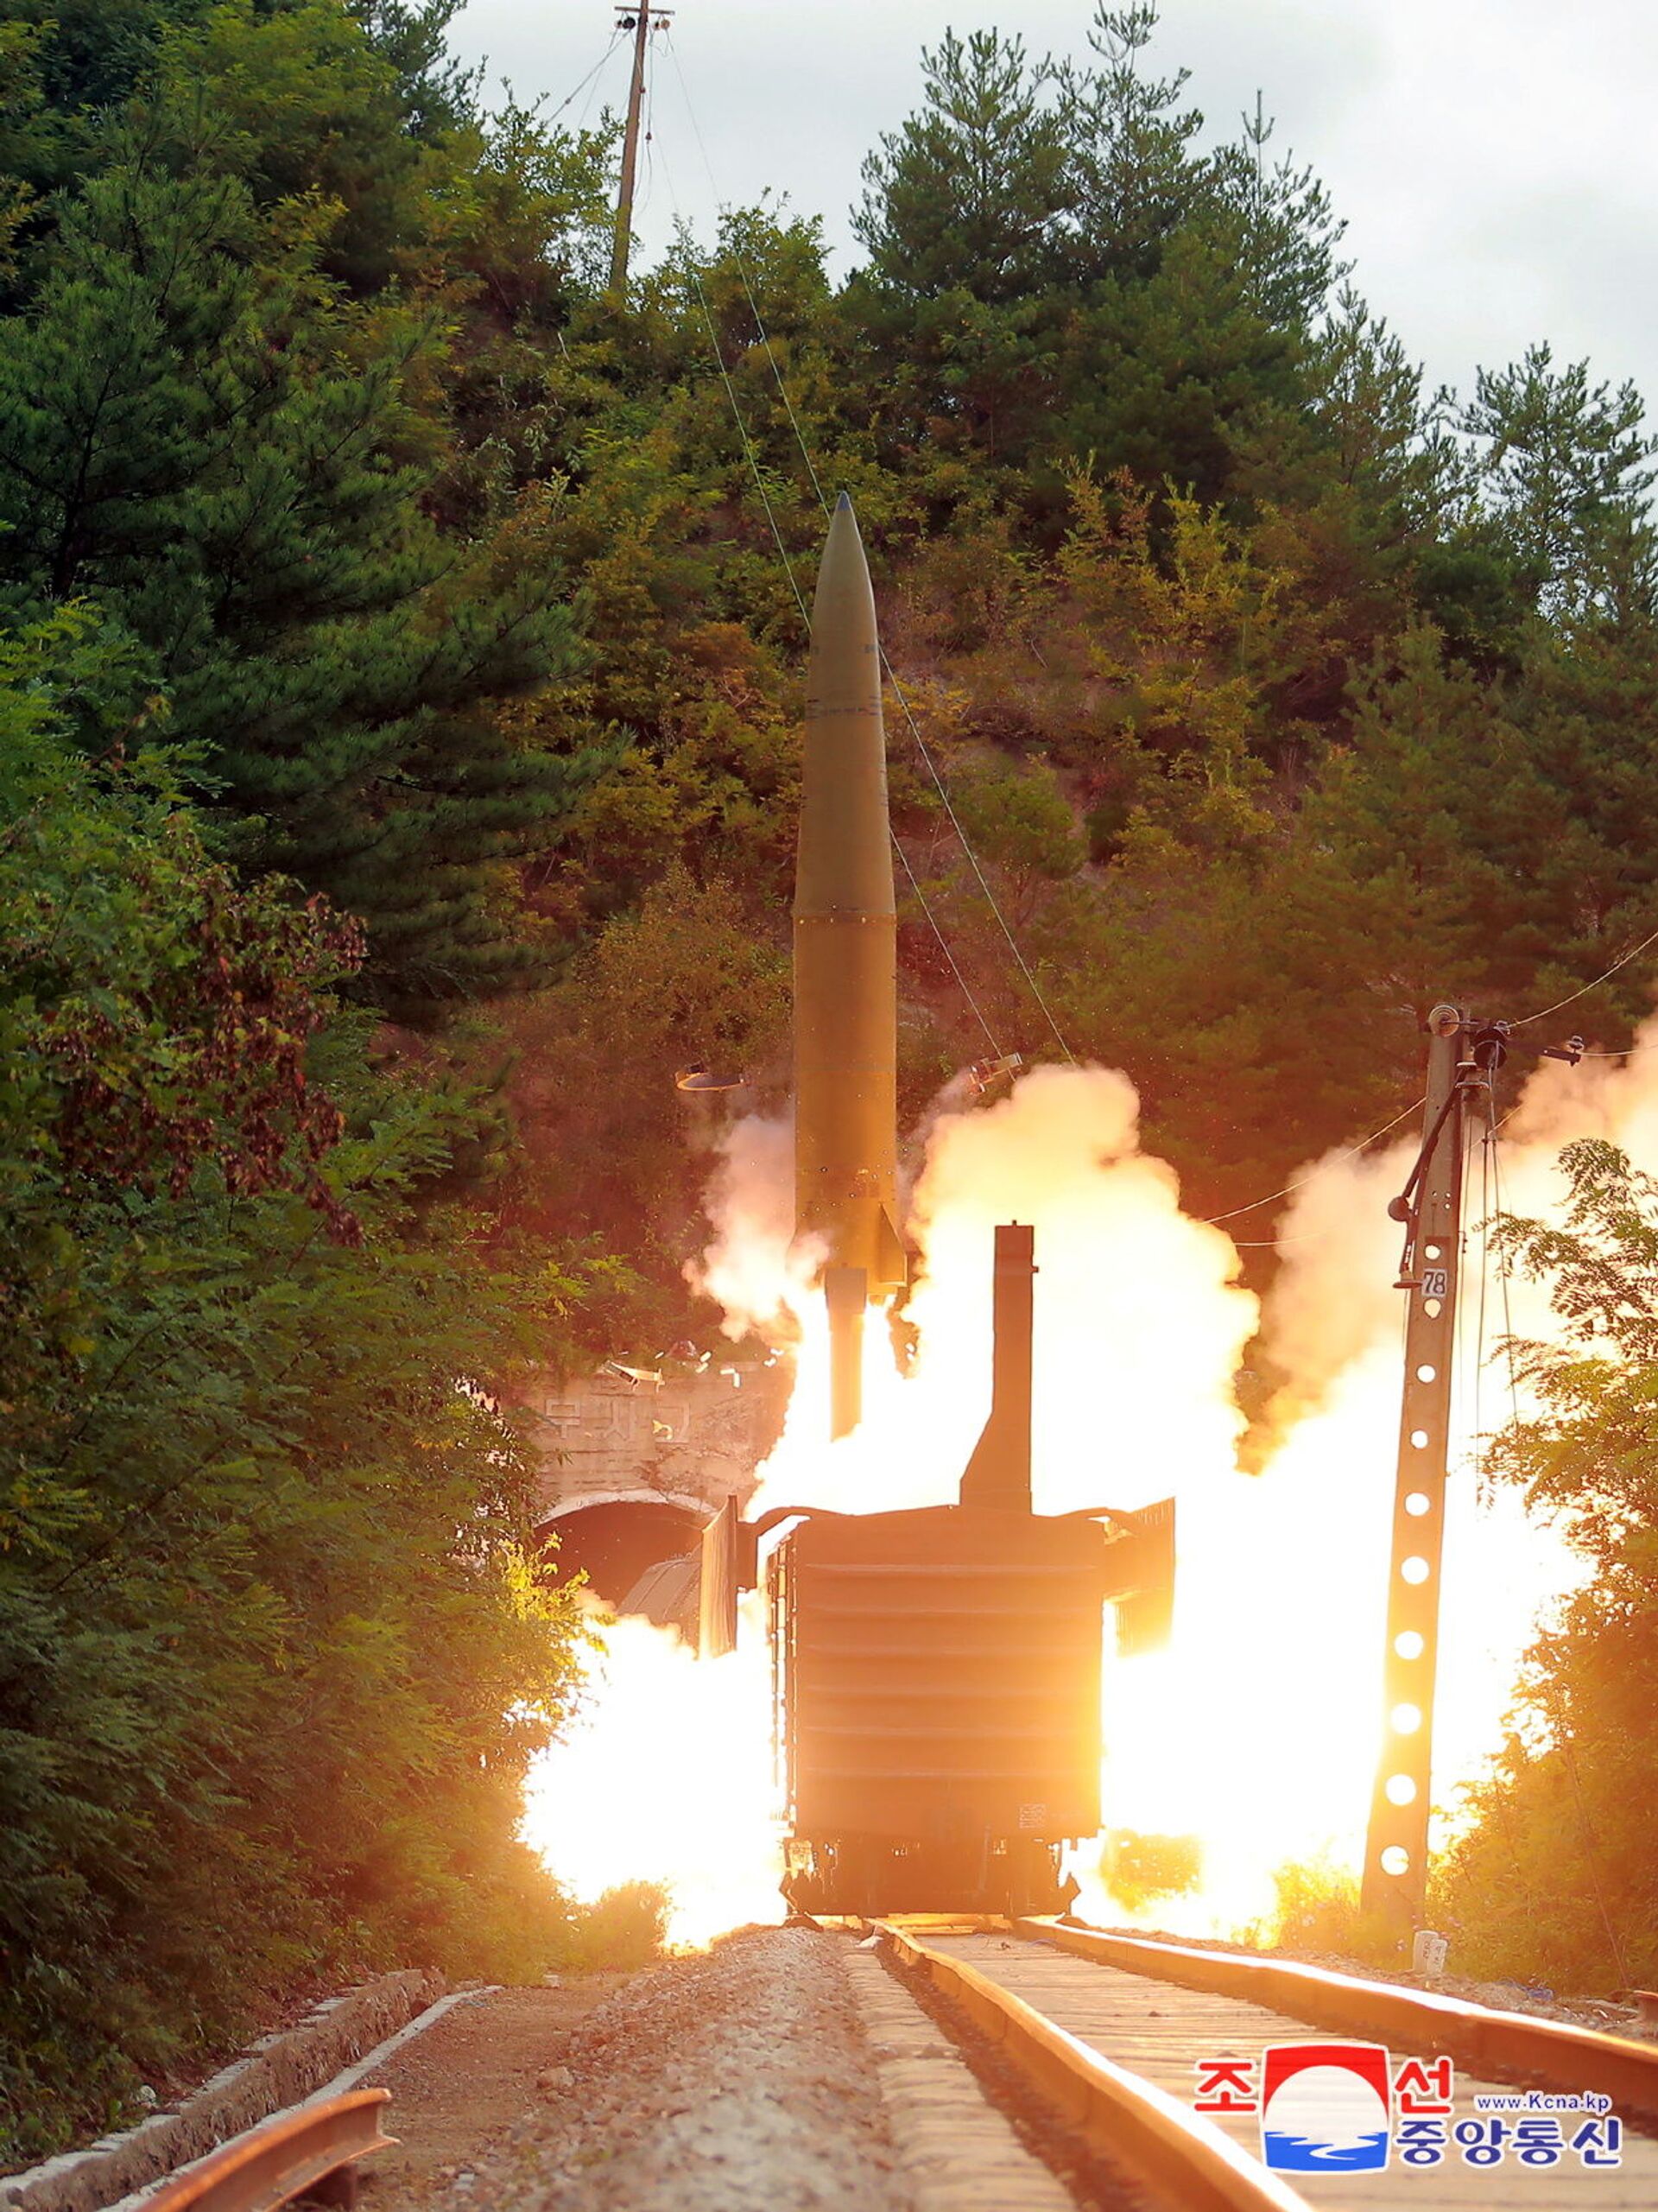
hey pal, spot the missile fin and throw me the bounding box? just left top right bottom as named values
left=875, top=1202, right=909, bottom=1292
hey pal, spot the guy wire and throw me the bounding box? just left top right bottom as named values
left=654, top=130, right=1003, bottom=1057
left=661, top=32, right=1077, bottom=1065
left=565, top=29, right=623, bottom=130
left=1487, top=1094, right=1523, bottom=1432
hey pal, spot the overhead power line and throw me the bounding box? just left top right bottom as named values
left=553, top=29, right=623, bottom=124
left=654, top=130, right=1002, bottom=1057
left=1511, top=917, right=1658, bottom=1029
left=659, top=32, right=1078, bottom=1066
left=1203, top=1094, right=1426, bottom=1226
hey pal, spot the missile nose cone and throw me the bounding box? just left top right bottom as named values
left=810, top=496, right=877, bottom=691
left=800, top=490, right=889, bottom=916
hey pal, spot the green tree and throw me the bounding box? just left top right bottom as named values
left=848, top=30, right=1072, bottom=475
left=354, top=0, right=482, bottom=143
left=1463, top=343, right=1658, bottom=623
left=952, top=758, right=1083, bottom=925
left=1213, top=92, right=1348, bottom=333
left=855, top=29, right=1070, bottom=304
left=1437, top=1138, right=1658, bottom=1991
left=1058, top=1, right=1207, bottom=284
left=0, top=627, right=591, bottom=2156
left=0, top=113, right=604, bottom=1001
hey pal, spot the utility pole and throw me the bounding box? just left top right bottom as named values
left=1361, top=1005, right=1467, bottom=1933
left=610, top=7, right=667, bottom=295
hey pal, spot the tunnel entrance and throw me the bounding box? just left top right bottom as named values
left=540, top=1499, right=706, bottom=1612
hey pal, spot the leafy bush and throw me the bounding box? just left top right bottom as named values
left=559, top=1883, right=671, bottom=1974
left=0, top=631, right=590, bottom=2159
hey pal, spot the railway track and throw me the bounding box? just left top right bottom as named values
left=128, top=2092, right=393, bottom=2210
left=29, top=1921, right=1656, bottom=2210
left=868, top=1917, right=1658, bottom=2210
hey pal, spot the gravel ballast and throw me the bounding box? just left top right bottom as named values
left=446, top=1928, right=909, bottom=2212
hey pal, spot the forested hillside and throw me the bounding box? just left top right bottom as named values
left=4, top=0, right=1656, bottom=2155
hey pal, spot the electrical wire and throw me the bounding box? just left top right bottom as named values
left=652, top=133, right=1002, bottom=1055
left=1446, top=1097, right=1478, bottom=1482
left=1202, top=1093, right=1426, bottom=1226
left=636, top=19, right=659, bottom=225
left=880, top=658, right=1078, bottom=1064
left=1488, top=1109, right=1523, bottom=1431
left=890, top=837, right=1004, bottom=1055
left=674, top=233, right=811, bottom=629
left=1471, top=1107, right=1491, bottom=1460
left=1510, top=916, right=1658, bottom=1029
left=660, top=31, right=1079, bottom=1066
left=554, top=30, right=623, bottom=126
left=664, top=35, right=832, bottom=518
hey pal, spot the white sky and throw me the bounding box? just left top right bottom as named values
left=447, top=0, right=1658, bottom=415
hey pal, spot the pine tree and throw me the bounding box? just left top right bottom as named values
left=854, top=29, right=1071, bottom=304
left=1308, top=288, right=1465, bottom=531
left=1463, top=343, right=1658, bottom=622
left=847, top=30, right=1073, bottom=473
left=1214, top=92, right=1348, bottom=331
left=0, top=104, right=604, bottom=1003
left=1057, top=1, right=1208, bottom=284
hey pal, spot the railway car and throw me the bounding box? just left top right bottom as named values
left=766, top=1497, right=1109, bottom=1914
left=701, top=1224, right=1174, bottom=1919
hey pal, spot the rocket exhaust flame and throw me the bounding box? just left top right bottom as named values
left=518, top=494, right=1643, bottom=1949
left=520, top=1043, right=1626, bottom=1949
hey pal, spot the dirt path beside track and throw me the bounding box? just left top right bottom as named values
left=356, top=1979, right=633, bottom=2209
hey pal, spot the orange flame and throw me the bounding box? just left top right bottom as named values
left=523, top=1037, right=1658, bottom=1945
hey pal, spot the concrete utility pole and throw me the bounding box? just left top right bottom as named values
left=1361, top=1005, right=1474, bottom=1931
left=610, top=7, right=665, bottom=295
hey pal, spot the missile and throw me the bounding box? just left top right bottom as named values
left=794, top=493, right=907, bottom=1437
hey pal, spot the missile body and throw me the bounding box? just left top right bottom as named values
left=794, top=495, right=906, bottom=1435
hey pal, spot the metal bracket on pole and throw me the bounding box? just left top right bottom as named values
left=1361, top=1004, right=1467, bottom=1931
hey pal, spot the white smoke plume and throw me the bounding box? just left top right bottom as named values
left=908, top=1063, right=1256, bottom=1512
left=528, top=1024, right=1658, bottom=1946
left=682, top=1112, right=817, bottom=1339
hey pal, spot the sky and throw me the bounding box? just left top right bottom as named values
left=446, top=0, right=1658, bottom=419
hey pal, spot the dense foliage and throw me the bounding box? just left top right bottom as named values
left=1435, top=1140, right=1658, bottom=1993
left=4, top=0, right=1658, bottom=2150
left=0, top=626, right=602, bottom=2158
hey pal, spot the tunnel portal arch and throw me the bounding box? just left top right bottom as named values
left=537, top=1492, right=710, bottom=1612
left=517, top=1361, right=789, bottom=1615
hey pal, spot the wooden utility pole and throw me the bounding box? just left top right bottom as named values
left=609, top=7, right=659, bottom=295
left=1361, top=1005, right=1470, bottom=1931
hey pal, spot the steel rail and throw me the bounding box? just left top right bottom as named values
left=140, top=2090, right=395, bottom=2210
left=1019, top=1918, right=1658, bottom=2126
left=876, top=1921, right=1310, bottom=2212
